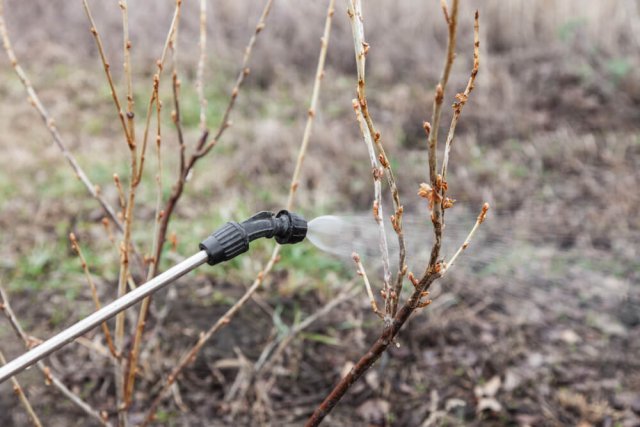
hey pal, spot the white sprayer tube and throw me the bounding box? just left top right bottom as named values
left=0, top=251, right=208, bottom=384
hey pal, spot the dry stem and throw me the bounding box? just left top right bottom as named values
left=352, top=98, right=392, bottom=315
left=69, top=233, right=118, bottom=358
left=441, top=11, right=480, bottom=185
left=194, top=0, right=274, bottom=158
left=122, top=1, right=181, bottom=409
left=120, top=0, right=135, bottom=144
left=346, top=0, right=406, bottom=316
left=444, top=203, right=488, bottom=273
left=426, top=0, right=459, bottom=270
left=81, top=0, right=133, bottom=150
left=197, top=0, right=208, bottom=132
left=352, top=253, right=383, bottom=318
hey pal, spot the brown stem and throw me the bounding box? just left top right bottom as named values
left=69, top=233, right=118, bottom=358
left=305, top=272, right=440, bottom=427
left=426, top=0, right=459, bottom=271
left=122, top=3, right=182, bottom=409
left=347, top=0, right=406, bottom=316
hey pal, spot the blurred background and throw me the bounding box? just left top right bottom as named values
left=0, top=0, right=639, bottom=425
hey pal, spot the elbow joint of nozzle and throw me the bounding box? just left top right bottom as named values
left=199, top=210, right=307, bottom=265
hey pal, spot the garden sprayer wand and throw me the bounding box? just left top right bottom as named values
left=0, top=210, right=307, bottom=384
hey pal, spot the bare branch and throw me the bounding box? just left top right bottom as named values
left=119, top=0, right=136, bottom=144
left=69, top=233, right=118, bottom=359
left=352, top=253, right=383, bottom=318
left=426, top=0, right=459, bottom=271
left=346, top=0, right=406, bottom=316
left=197, top=0, right=208, bottom=132
left=195, top=0, right=275, bottom=158
left=441, top=10, right=480, bottom=184
left=444, top=202, right=488, bottom=273
left=81, top=0, right=134, bottom=150
left=352, top=98, right=392, bottom=315
left=285, top=0, right=334, bottom=209
left=306, top=4, right=487, bottom=425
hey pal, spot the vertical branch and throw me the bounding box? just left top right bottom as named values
left=81, top=0, right=134, bottom=150
left=119, top=0, right=136, bottom=145
left=123, top=1, right=182, bottom=410
left=0, top=286, right=110, bottom=426
left=170, top=25, right=186, bottom=185
left=0, top=350, right=43, bottom=427
left=141, top=1, right=335, bottom=423
left=135, top=1, right=181, bottom=185
left=0, top=0, right=122, bottom=233
left=69, top=233, right=118, bottom=358
left=285, top=0, right=334, bottom=210
left=346, top=0, right=406, bottom=316
left=441, top=11, right=480, bottom=185
left=352, top=253, right=383, bottom=318
left=426, top=0, right=459, bottom=271
left=197, top=0, right=208, bottom=132
left=352, top=99, right=392, bottom=316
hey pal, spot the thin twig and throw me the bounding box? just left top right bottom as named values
left=444, top=203, right=488, bottom=273
left=81, top=0, right=134, bottom=150
left=346, top=0, right=406, bottom=316
left=0, top=0, right=122, bottom=233
left=441, top=11, right=480, bottom=185
left=69, top=233, right=118, bottom=359
left=285, top=0, right=334, bottom=209
left=141, top=1, right=335, bottom=423
left=135, top=1, right=181, bottom=186
left=197, top=0, right=208, bottom=132
left=123, top=1, right=182, bottom=409
left=426, top=0, right=459, bottom=271
left=0, top=286, right=110, bottom=426
left=352, top=98, right=391, bottom=316
left=0, top=350, right=43, bottom=427
left=351, top=253, right=383, bottom=319
left=119, top=0, right=136, bottom=145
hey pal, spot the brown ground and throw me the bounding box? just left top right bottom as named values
left=0, top=1, right=639, bottom=426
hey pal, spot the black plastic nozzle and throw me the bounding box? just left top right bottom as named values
left=199, top=210, right=308, bottom=265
